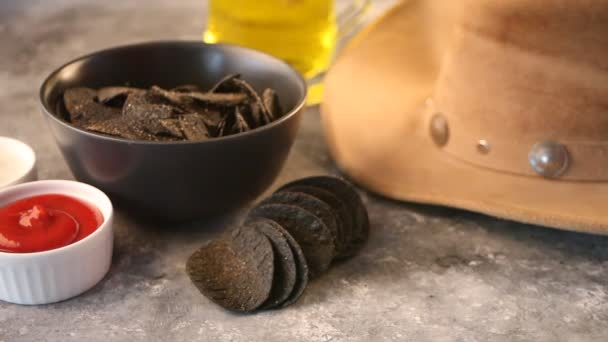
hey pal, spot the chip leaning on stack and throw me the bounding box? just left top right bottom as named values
left=186, top=176, right=370, bottom=312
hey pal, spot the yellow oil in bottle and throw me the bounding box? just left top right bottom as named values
left=204, top=0, right=337, bottom=81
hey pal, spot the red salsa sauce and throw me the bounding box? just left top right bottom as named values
left=0, top=194, right=103, bottom=253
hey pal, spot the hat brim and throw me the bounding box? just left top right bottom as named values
left=321, top=0, right=608, bottom=234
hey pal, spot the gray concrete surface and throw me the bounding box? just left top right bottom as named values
left=1, top=1, right=608, bottom=341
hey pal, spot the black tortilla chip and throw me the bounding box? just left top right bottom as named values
left=247, top=102, right=264, bottom=128
left=233, top=102, right=263, bottom=130
left=63, top=87, right=96, bottom=118
left=233, top=78, right=273, bottom=124
left=249, top=219, right=297, bottom=310
left=210, top=74, right=273, bottom=124
left=159, top=118, right=185, bottom=139
left=185, top=92, right=248, bottom=106
left=122, top=92, right=181, bottom=135
left=216, top=117, right=228, bottom=137
left=279, top=176, right=370, bottom=256
left=278, top=185, right=352, bottom=259
left=97, top=86, right=143, bottom=106
left=248, top=204, right=335, bottom=278
left=148, top=85, right=186, bottom=106
left=63, top=87, right=120, bottom=124
left=122, top=92, right=175, bottom=119
left=186, top=226, right=274, bottom=312
left=232, top=107, right=251, bottom=134
left=84, top=117, right=134, bottom=139
left=262, top=191, right=339, bottom=260
left=148, top=86, right=247, bottom=108
left=198, top=108, right=224, bottom=129
left=157, top=92, right=224, bottom=130
left=179, top=114, right=210, bottom=141
left=216, top=111, right=236, bottom=137
left=84, top=116, right=163, bottom=141
left=183, top=108, right=223, bottom=138
left=172, top=84, right=201, bottom=93
left=209, top=74, right=242, bottom=93
left=262, top=88, right=283, bottom=121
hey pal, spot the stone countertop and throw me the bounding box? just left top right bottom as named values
left=1, top=1, right=608, bottom=341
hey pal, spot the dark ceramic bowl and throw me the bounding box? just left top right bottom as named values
left=40, top=41, right=306, bottom=221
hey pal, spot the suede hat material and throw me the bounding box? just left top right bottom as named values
left=321, top=0, right=608, bottom=234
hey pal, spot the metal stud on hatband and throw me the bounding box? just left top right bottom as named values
left=528, top=141, right=569, bottom=178
left=477, top=140, right=491, bottom=154
left=430, top=113, right=449, bottom=147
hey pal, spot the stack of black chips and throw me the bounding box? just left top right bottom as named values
left=186, top=176, right=370, bottom=312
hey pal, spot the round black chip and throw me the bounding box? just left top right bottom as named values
left=248, top=203, right=335, bottom=278
left=186, top=226, right=274, bottom=312
left=279, top=176, right=370, bottom=255
left=262, top=191, right=340, bottom=259
left=271, top=220, right=309, bottom=308
left=249, top=219, right=298, bottom=310
left=277, top=185, right=353, bottom=259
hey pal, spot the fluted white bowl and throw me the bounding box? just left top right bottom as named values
left=0, top=180, right=113, bottom=305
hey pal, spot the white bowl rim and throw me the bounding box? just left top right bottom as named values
left=0, top=179, right=113, bottom=259
left=0, top=136, right=36, bottom=187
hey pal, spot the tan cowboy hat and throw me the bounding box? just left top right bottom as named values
left=321, top=0, right=608, bottom=234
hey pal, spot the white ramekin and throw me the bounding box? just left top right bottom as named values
left=0, top=180, right=113, bottom=305
left=0, top=137, right=37, bottom=189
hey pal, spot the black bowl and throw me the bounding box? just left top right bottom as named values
left=40, top=41, right=306, bottom=221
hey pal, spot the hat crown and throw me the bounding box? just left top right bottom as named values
left=466, top=0, right=608, bottom=71
left=433, top=0, right=608, bottom=180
